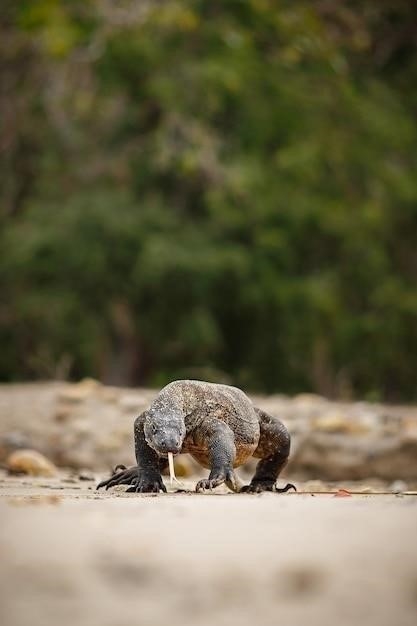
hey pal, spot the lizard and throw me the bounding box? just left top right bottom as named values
left=97, top=379, right=295, bottom=494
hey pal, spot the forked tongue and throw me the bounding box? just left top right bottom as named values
left=168, top=452, right=183, bottom=487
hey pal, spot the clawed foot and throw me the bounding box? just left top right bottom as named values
left=125, top=474, right=167, bottom=493
left=196, top=469, right=237, bottom=493
left=240, top=481, right=297, bottom=494
left=97, top=466, right=167, bottom=493
left=195, top=477, right=223, bottom=492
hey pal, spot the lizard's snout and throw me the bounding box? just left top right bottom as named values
left=157, top=439, right=182, bottom=455
left=153, top=431, right=182, bottom=455
left=145, top=415, right=186, bottom=457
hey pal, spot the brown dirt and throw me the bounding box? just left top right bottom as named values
left=1, top=472, right=417, bottom=626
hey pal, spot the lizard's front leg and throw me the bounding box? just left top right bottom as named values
left=97, top=412, right=167, bottom=493
left=125, top=412, right=167, bottom=492
left=194, top=420, right=239, bottom=493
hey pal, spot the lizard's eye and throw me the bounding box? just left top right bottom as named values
left=151, top=425, right=158, bottom=435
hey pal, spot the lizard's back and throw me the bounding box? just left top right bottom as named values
left=156, top=380, right=260, bottom=467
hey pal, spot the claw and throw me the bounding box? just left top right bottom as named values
left=195, top=479, right=207, bottom=492
left=113, top=464, right=128, bottom=473
left=275, top=483, right=297, bottom=493
left=96, top=477, right=109, bottom=490
left=96, top=467, right=138, bottom=491
left=97, top=465, right=167, bottom=494
left=195, top=477, right=223, bottom=492
left=240, top=481, right=297, bottom=494
left=126, top=480, right=166, bottom=494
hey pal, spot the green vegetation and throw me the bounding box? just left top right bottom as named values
left=1, top=1, right=416, bottom=399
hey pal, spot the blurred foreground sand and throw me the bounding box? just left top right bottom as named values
left=1, top=474, right=416, bottom=626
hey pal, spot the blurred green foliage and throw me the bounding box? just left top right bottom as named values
left=1, top=0, right=416, bottom=399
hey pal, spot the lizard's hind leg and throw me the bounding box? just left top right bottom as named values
left=240, top=408, right=296, bottom=494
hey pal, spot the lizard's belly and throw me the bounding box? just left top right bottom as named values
left=183, top=442, right=256, bottom=469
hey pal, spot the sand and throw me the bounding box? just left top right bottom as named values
left=1, top=473, right=417, bottom=626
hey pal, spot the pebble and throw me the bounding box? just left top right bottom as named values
left=6, top=449, right=58, bottom=477
left=389, top=480, right=408, bottom=494
left=78, top=472, right=95, bottom=481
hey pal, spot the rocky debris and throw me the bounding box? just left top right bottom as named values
left=77, top=471, right=95, bottom=481
left=288, top=432, right=417, bottom=481
left=389, top=480, right=408, bottom=494
left=6, top=449, right=58, bottom=477
left=333, top=489, right=352, bottom=497
left=311, top=411, right=376, bottom=435
left=0, top=381, right=416, bottom=483
left=57, top=378, right=101, bottom=403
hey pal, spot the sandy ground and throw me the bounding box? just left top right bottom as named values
left=1, top=472, right=417, bottom=626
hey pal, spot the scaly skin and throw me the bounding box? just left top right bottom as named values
left=97, top=380, right=295, bottom=494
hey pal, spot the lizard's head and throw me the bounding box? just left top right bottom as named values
left=144, top=409, right=186, bottom=456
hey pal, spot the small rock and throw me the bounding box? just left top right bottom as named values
left=356, top=485, right=374, bottom=494
left=6, top=449, right=58, bottom=477
left=333, top=489, right=352, bottom=498
left=389, top=480, right=408, bottom=494
left=78, top=471, right=95, bottom=481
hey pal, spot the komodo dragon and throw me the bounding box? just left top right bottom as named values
left=97, top=380, right=295, bottom=494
